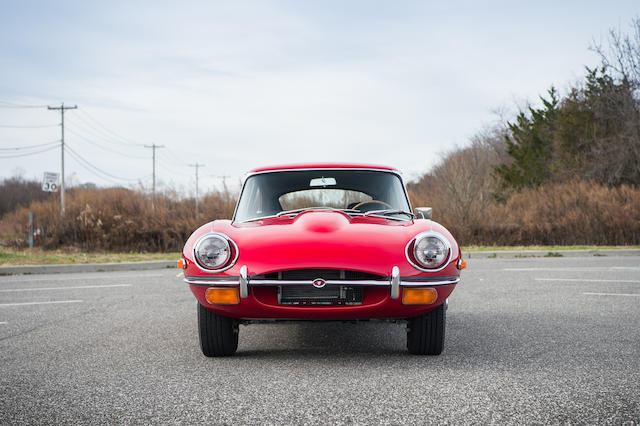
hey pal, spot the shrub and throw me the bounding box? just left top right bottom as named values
left=411, top=179, right=640, bottom=246
left=0, top=187, right=236, bottom=251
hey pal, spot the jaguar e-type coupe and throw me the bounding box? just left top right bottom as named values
left=179, top=164, right=464, bottom=356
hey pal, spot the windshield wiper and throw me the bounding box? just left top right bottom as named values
left=363, top=209, right=415, bottom=219
left=276, top=207, right=361, bottom=217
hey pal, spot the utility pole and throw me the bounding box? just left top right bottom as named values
left=144, top=143, right=164, bottom=204
left=217, top=175, right=231, bottom=195
left=47, top=103, right=77, bottom=215
left=189, top=163, right=205, bottom=215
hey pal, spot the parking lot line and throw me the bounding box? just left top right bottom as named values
left=583, top=292, right=640, bottom=297
left=0, top=321, right=7, bottom=325
left=0, top=300, right=84, bottom=307
left=0, top=273, right=165, bottom=283
left=536, top=278, right=640, bottom=283
left=504, top=267, right=615, bottom=272
left=0, top=284, right=132, bottom=292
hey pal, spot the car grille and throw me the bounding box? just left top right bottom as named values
left=278, top=286, right=363, bottom=305
left=259, top=269, right=383, bottom=281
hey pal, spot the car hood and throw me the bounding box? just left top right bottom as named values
left=183, top=210, right=460, bottom=278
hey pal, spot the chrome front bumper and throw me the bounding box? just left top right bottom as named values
left=184, top=265, right=460, bottom=300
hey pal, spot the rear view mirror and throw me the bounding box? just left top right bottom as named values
left=414, top=207, right=432, bottom=219
left=309, top=177, right=336, bottom=187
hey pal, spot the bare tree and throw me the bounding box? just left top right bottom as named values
left=591, top=17, right=640, bottom=90
left=586, top=18, right=640, bottom=185
left=408, top=125, right=508, bottom=242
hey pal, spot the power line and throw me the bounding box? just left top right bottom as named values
left=156, top=150, right=192, bottom=174
left=163, top=146, right=192, bottom=166
left=65, top=127, right=147, bottom=159
left=65, top=148, right=127, bottom=186
left=0, top=144, right=59, bottom=159
left=76, top=109, right=144, bottom=147
left=0, top=100, right=47, bottom=108
left=0, top=140, right=60, bottom=151
left=67, top=112, right=137, bottom=147
left=65, top=144, right=140, bottom=183
left=66, top=115, right=133, bottom=147
left=0, top=123, right=59, bottom=128
left=156, top=158, right=191, bottom=177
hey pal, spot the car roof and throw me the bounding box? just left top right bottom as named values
left=248, top=163, right=399, bottom=173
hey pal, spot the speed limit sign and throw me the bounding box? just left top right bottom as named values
left=42, top=172, right=59, bottom=192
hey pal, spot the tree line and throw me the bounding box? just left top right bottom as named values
left=408, top=19, right=640, bottom=245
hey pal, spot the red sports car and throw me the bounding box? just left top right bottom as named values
left=179, top=164, right=464, bottom=356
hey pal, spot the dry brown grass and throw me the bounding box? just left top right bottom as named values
left=411, top=179, right=640, bottom=246
left=0, top=187, right=236, bottom=251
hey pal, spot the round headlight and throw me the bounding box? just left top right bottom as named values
left=194, top=234, right=233, bottom=270
left=408, top=232, right=451, bottom=270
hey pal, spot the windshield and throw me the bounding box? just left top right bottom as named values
left=234, top=169, right=411, bottom=222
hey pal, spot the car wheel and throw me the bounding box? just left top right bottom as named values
left=406, top=303, right=446, bottom=355
left=198, top=303, right=239, bottom=357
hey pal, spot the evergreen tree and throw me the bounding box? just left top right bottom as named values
left=494, top=88, right=559, bottom=192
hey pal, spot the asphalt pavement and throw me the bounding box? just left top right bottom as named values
left=1, top=256, right=638, bottom=424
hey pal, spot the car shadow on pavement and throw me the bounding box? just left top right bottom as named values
left=235, top=321, right=408, bottom=357
left=229, top=310, right=564, bottom=364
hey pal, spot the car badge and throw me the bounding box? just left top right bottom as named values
left=312, top=278, right=326, bottom=288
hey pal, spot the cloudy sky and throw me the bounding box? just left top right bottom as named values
left=1, top=1, right=638, bottom=195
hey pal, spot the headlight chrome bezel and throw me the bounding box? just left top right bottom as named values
left=192, top=232, right=239, bottom=273
left=405, top=231, right=452, bottom=272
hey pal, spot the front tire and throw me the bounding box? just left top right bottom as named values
left=198, top=303, right=239, bottom=357
left=407, top=303, right=446, bottom=355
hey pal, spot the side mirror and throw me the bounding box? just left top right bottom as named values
left=414, top=207, right=432, bottom=220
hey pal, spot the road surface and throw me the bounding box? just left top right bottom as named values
left=1, top=256, right=638, bottom=424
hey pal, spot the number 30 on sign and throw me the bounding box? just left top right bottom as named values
left=42, top=172, right=59, bottom=192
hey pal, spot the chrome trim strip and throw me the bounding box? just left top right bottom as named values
left=184, top=277, right=460, bottom=287
left=192, top=232, right=239, bottom=274
left=185, top=279, right=239, bottom=286
left=400, top=278, right=460, bottom=287
left=237, top=210, right=410, bottom=224
left=404, top=231, right=453, bottom=273
left=401, top=275, right=459, bottom=282
left=249, top=279, right=389, bottom=286
left=239, top=265, right=248, bottom=298
left=390, top=266, right=400, bottom=299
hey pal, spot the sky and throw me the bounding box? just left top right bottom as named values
left=1, top=0, right=638, bottom=196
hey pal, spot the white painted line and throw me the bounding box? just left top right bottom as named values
left=0, top=284, right=131, bottom=293
left=504, top=267, right=613, bottom=272
left=0, top=321, right=7, bottom=325
left=0, top=273, right=165, bottom=284
left=0, top=300, right=84, bottom=307
left=583, top=292, right=640, bottom=297
left=536, top=278, right=640, bottom=283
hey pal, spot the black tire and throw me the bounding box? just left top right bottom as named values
left=198, top=303, right=239, bottom=357
left=407, top=303, right=446, bottom=355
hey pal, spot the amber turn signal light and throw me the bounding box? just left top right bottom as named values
left=460, top=260, right=467, bottom=269
left=402, top=287, right=438, bottom=305
left=205, top=287, right=240, bottom=305
left=177, top=258, right=186, bottom=269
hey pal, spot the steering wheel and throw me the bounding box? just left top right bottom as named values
left=352, top=200, right=392, bottom=211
